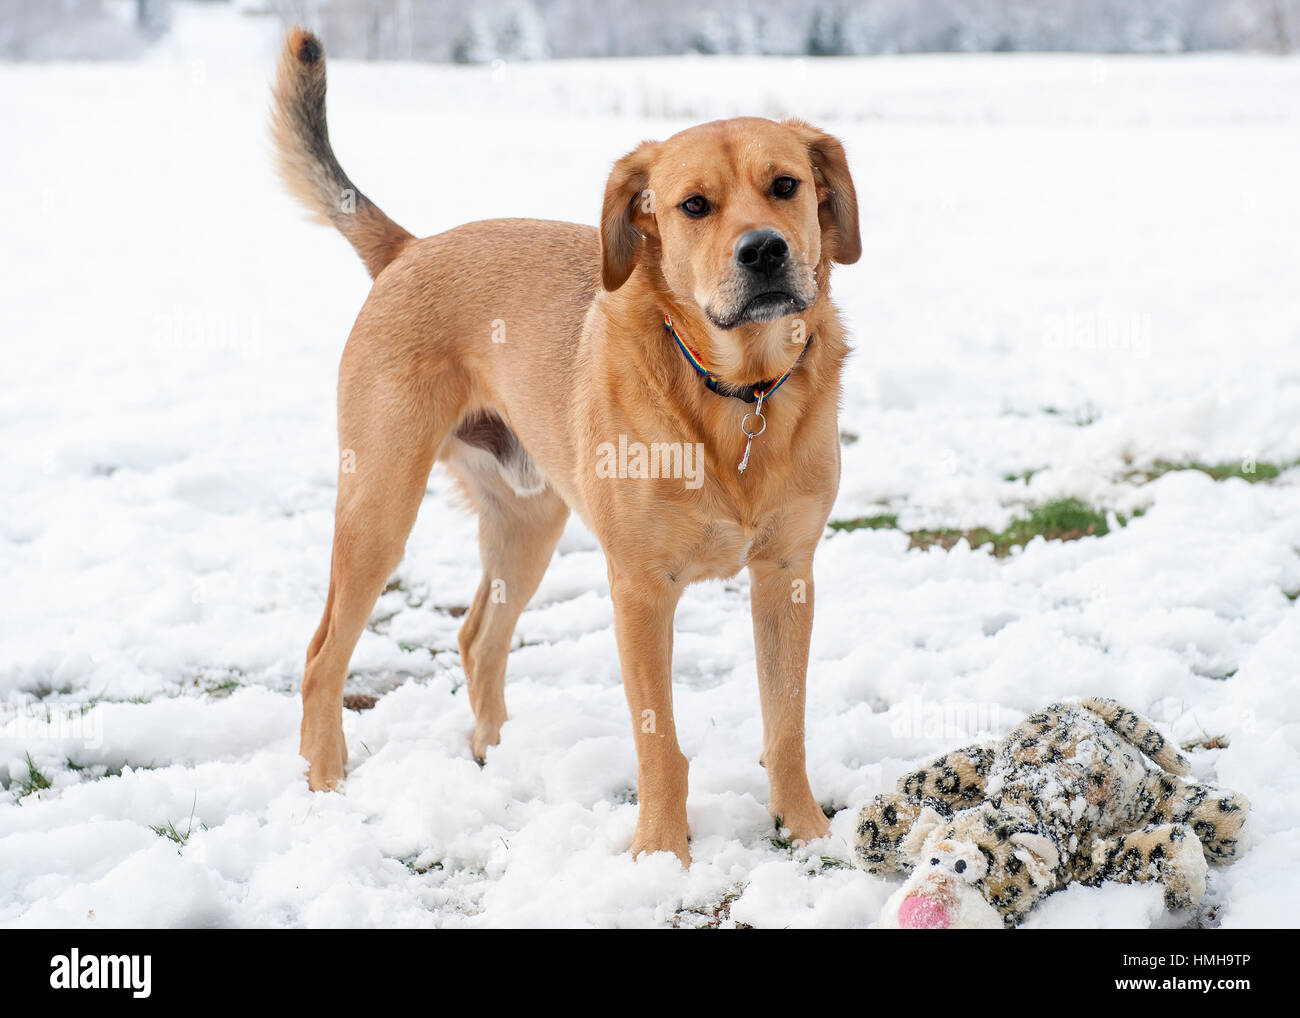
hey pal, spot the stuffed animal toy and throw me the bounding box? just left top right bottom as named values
left=853, top=697, right=1249, bottom=928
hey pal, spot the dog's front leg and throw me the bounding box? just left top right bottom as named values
left=749, top=554, right=830, bottom=844
left=609, top=566, right=690, bottom=867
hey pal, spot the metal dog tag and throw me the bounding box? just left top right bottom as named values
left=737, top=394, right=767, bottom=473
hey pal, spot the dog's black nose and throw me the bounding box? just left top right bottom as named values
left=734, top=229, right=789, bottom=276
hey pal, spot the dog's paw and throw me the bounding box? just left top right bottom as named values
left=772, top=795, right=832, bottom=846
left=630, top=823, right=691, bottom=869
left=301, top=726, right=348, bottom=792
left=471, top=718, right=504, bottom=765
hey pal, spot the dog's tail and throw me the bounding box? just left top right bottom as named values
left=1081, top=696, right=1190, bottom=775
left=271, top=26, right=414, bottom=279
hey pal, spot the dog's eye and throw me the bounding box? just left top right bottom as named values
left=772, top=176, right=799, bottom=199
left=679, top=195, right=711, bottom=218
left=954, top=859, right=967, bottom=873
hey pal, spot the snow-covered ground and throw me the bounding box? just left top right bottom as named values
left=2, top=4, right=1299, bottom=927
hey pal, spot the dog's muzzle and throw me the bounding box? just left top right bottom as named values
left=707, top=229, right=815, bottom=329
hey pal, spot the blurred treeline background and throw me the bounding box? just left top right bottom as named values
left=3, top=0, right=1297, bottom=61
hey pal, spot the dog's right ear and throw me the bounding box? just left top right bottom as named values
left=783, top=119, right=861, bottom=266
left=600, top=141, right=659, bottom=292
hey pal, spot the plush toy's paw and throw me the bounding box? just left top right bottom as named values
left=853, top=794, right=923, bottom=875
left=1161, top=825, right=1208, bottom=910
left=897, top=744, right=996, bottom=805
left=1157, top=774, right=1253, bottom=864
left=1198, top=790, right=1251, bottom=863
left=1087, top=822, right=1208, bottom=910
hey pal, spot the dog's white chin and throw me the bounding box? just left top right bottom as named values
left=877, top=881, right=1005, bottom=930
left=704, top=289, right=814, bottom=331
left=740, top=294, right=802, bottom=323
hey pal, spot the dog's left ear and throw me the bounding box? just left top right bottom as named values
left=784, top=119, right=861, bottom=265
left=600, top=141, right=660, bottom=292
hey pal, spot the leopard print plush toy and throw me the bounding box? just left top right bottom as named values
left=853, top=697, right=1249, bottom=928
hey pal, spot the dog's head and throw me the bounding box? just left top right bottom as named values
left=600, top=118, right=859, bottom=340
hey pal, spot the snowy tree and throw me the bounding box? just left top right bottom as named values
left=10, top=0, right=1300, bottom=60
left=451, top=9, right=495, bottom=63
left=807, top=6, right=848, bottom=56
left=0, top=0, right=168, bottom=59
left=496, top=0, right=548, bottom=61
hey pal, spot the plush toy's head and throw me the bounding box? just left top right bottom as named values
left=881, top=803, right=1061, bottom=929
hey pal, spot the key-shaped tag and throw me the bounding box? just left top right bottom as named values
left=738, top=394, right=768, bottom=473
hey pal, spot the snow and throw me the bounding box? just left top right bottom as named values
left=2, top=3, right=1298, bottom=927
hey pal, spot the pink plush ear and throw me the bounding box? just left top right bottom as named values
left=1010, top=832, right=1060, bottom=888
left=900, top=806, right=946, bottom=862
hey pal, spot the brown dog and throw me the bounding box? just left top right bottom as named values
left=271, top=27, right=860, bottom=866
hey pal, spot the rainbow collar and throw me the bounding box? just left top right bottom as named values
left=662, top=314, right=811, bottom=405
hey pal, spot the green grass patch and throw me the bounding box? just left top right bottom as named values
left=829, top=498, right=1126, bottom=557
left=1133, top=458, right=1300, bottom=484
left=150, top=794, right=203, bottom=850
left=1005, top=497, right=1109, bottom=541
left=912, top=499, right=1111, bottom=555
left=15, top=753, right=52, bottom=799
left=769, top=824, right=795, bottom=852
left=904, top=525, right=1005, bottom=553
left=825, top=513, right=898, bottom=534
left=1042, top=404, right=1101, bottom=427
left=403, top=857, right=446, bottom=876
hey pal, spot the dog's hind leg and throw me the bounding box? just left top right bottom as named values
left=448, top=440, right=569, bottom=761
left=301, top=355, right=466, bottom=791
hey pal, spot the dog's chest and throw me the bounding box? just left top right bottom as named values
left=673, top=466, right=826, bottom=582
left=680, top=517, right=764, bottom=582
